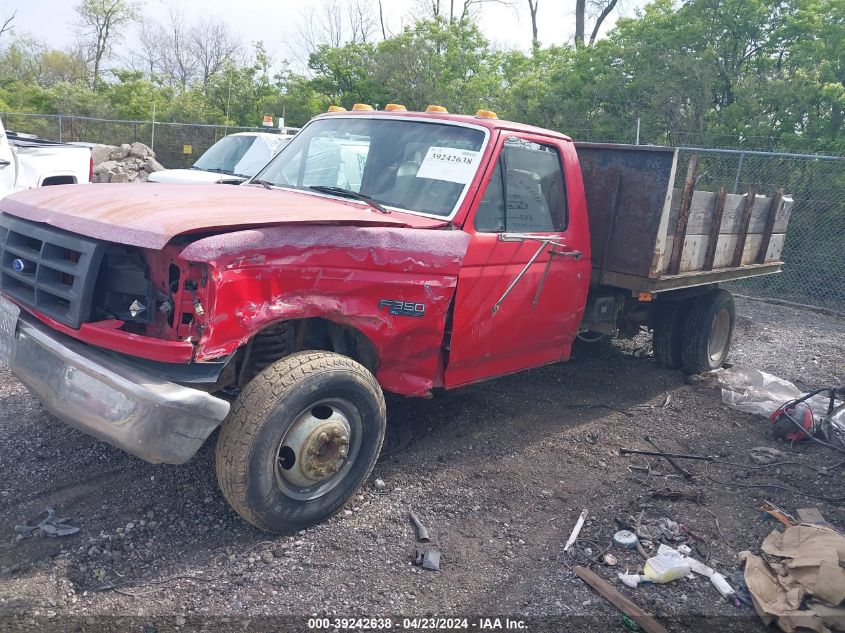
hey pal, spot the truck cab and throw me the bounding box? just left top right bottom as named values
left=0, top=107, right=790, bottom=533
left=0, top=119, right=92, bottom=196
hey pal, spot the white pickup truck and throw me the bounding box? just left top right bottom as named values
left=0, top=119, right=92, bottom=198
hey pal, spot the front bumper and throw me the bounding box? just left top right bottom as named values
left=6, top=312, right=231, bottom=464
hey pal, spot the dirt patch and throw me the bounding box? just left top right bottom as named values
left=0, top=297, right=842, bottom=632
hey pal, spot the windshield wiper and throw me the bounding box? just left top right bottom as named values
left=308, top=185, right=389, bottom=214
left=252, top=179, right=273, bottom=190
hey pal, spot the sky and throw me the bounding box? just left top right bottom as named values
left=3, top=0, right=644, bottom=72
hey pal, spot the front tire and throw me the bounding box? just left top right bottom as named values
left=215, top=351, right=386, bottom=533
left=681, top=289, right=735, bottom=374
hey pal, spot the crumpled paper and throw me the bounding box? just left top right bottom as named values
left=741, top=525, right=845, bottom=633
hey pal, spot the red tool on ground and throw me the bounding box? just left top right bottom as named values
left=771, top=400, right=815, bottom=442
left=770, top=387, right=844, bottom=445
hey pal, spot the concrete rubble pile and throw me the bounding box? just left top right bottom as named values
left=91, top=142, right=165, bottom=183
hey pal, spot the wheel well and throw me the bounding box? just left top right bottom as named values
left=236, top=318, right=378, bottom=386
left=41, top=175, right=77, bottom=186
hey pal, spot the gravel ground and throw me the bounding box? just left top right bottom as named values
left=0, top=296, right=842, bottom=633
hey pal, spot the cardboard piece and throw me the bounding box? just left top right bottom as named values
left=797, top=508, right=827, bottom=526
left=762, top=525, right=845, bottom=606
left=741, top=525, right=845, bottom=633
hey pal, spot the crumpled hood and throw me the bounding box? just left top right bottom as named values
left=0, top=183, right=444, bottom=250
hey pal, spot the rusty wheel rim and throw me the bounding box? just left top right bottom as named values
left=274, top=398, right=362, bottom=501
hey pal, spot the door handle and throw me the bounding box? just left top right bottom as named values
left=552, top=249, right=582, bottom=260
left=0, top=159, right=9, bottom=168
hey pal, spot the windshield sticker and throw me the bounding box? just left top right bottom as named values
left=416, top=147, right=482, bottom=184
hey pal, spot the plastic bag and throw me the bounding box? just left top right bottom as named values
left=717, top=367, right=840, bottom=418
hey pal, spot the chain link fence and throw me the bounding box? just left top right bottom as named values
left=673, top=148, right=845, bottom=312
left=2, top=112, right=844, bottom=312
left=0, top=112, right=297, bottom=169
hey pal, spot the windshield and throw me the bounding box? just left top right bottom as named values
left=194, top=135, right=283, bottom=177
left=253, top=117, right=487, bottom=218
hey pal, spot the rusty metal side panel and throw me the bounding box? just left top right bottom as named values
left=575, top=143, right=677, bottom=280
left=181, top=225, right=471, bottom=397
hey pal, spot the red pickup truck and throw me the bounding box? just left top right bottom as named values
left=0, top=107, right=792, bottom=533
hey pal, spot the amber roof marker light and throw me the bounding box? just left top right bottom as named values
left=352, top=103, right=374, bottom=111
left=384, top=104, right=408, bottom=112
left=425, top=105, right=449, bottom=113
left=476, top=109, right=498, bottom=119
left=327, top=105, right=347, bottom=112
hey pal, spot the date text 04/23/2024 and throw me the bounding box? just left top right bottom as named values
left=306, top=617, right=528, bottom=630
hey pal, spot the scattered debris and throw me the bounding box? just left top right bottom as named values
left=414, top=548, right=441, bottom=571
left=618, top=571, right=646, bottom=588
left=613, top=530, right=639, bottom=549
left=644, top=435, right=693, bottom=479
left=408, top=509, right=430, bottom=543
left=709, top=572, right=736, bottom=602
left=770, top=387, right=845, bottom=452
left=15, top=508, right=80, bottom=538
left=373, top=478, right=386, bottom=491
left=636, top=517, right=681, bottom=543
left=759, top=501, right=798, bottom=527
left=741, top=524, right=845, bottom=632
left=749, top=446, right=785, bottom=465
left=729, top=569, right=755, bottom=608
left=796, top=507, right=834, bottom=529
left=563, top=509, right=589, bottom=553
left=643, top=552, right=690, bottom=584
left=573, top=566, right=669, bottom=633
left=651, top=489, right=705, bottom=502
left=719, top=367, right=843, bottom=422
left=620, top=447, right=714, bottom=461
left=603, top=553, right=618, bottom=567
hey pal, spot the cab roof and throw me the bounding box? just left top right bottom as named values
left=312, top=109, right=572, bottom=142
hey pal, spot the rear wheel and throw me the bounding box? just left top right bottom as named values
left=215, top=351, right=386, bottom=533
left=652, top=301, right=689, bottom=369
left=680, top=289, right=735, bottom=374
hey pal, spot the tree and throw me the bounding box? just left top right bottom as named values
left=0, top=10, right=16, bottom=41
left=574, top=0, right=618, bottom=46
left=75, top=0, right=138, bottom=89
left=136, top=19, right=164, bottom=78
left=162, top=10, right=196, bottom=90
left=526, top=0, right=539, bottom=45
left=300, top=0, right=378, bottom=56
left=416, top=0, right=518, bottom=22
left=372, top=18, right=502, bottom=111
left=378, top=0, right=388, bottom=39
left=191, top=18, right=242, bottom=87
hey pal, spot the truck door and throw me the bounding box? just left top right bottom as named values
left=445, top=134, right=591, bottom=388
left=0, top=121, right=15, bottom=196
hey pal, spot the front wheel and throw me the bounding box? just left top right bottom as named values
left=681, top=289, right=736, bottom=374
left=215, top=351, right=386, bottom=533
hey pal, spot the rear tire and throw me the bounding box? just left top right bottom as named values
left=652, top=301, right=689, bottom=369
left=215, top=351, right=386, bottom=533
left=681, top=289, right=735, bottom=374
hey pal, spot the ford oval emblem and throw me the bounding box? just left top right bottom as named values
left=11, top=258, right=25, bottom=273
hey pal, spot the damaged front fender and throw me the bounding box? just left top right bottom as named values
left=179, top=225, right=470, bottom=396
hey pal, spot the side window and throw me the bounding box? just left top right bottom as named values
left=475, top=137, right=567, bottom=233
left=474, top=160, right=506, bottom=232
